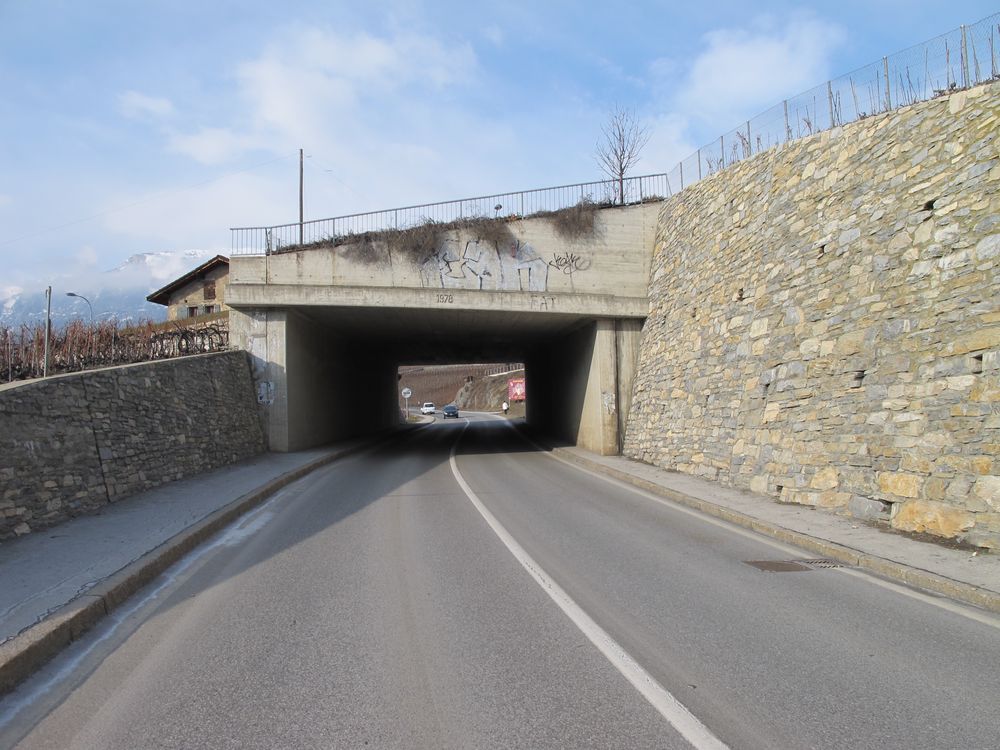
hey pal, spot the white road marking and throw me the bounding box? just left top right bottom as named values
left=449, top=424, right=730, bottom=750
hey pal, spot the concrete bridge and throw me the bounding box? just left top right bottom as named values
left=228, top=202, right=661, bottom=455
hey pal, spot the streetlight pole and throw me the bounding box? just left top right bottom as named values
left=43, top=286, right=51, bottom=377
left=66, top=292, right=95, bottom=361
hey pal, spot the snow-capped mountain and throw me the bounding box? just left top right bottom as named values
left=1, top=249, right=216, bottom=327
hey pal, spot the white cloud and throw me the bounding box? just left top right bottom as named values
left=119, top=91, right=175, bottom=120
left=483, top=25, right=505, bottom=47
left=101, top=171, right=294, bottom=251
left=635, top=113, right=697, bottom=178
left=168, top=25, right=480, bottom=167
left=674, top=15, right=846, bottom=128
left=168, top=128, right=264, bottom=165
left=637, top=13, right=846, bottom=179
left=76, top=246, right=99, bottom=267
left=153, top=25, right=534, bottom=218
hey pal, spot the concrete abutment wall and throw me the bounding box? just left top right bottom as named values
left=625, top=82, right=1000, bottom=547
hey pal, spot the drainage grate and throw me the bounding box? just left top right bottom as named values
left=797, top=558, right=845, bottom=569
left=744, top=558, right=846, bottom=572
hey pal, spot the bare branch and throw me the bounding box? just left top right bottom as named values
left=595, top=106, right=650, bottom=204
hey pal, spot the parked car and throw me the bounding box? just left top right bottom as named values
left=442, top=404, right=459, bottom=419
left=420, top=402, right=436, bottom=415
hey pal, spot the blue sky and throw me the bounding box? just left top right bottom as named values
left=1, top=0, right=997, bottom=297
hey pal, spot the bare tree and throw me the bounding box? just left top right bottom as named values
left=595, top=106, right=650, bottom=205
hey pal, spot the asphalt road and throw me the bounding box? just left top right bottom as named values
left=2, top=416, right=999, bottom=749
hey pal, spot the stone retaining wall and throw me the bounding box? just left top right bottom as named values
left=0, top=351, right=265, bottom=540
left=625, top=82, right=1000, bottom=548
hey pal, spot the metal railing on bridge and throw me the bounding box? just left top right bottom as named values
left=230, top=174, right=672, bottom=256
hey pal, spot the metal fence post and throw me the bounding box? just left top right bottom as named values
left=961, top=25, right=970, bottom=88
left=827, top=81, right=836, bottom=127
left=883, top=57, right=891, bottom=111
left=783, top=100, right=790, bottom=141
left=697, top=148, right=702, bottom=180
left=719, top=135, right=725, bottom=169
left=679, top=161, right=684, bottom=190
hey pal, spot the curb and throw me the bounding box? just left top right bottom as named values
left=550, top=447, right=1000, bottom=615
left=0, top=434, right=392, bottom=697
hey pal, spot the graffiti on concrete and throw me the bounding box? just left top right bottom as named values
left=602, top=391, right=616, bottom=414
left=548, top=251, right=592, bottom=276
left=420, top=238, right=549, bottom=292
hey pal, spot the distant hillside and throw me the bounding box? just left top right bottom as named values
left=454, top=369, right=526, bottom=418
left=398, top=364, right=520, bottom=411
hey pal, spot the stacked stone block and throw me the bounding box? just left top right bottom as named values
left=624, top=82, right=1000, bottom=548
left=0, top=351, right=265, bottom=540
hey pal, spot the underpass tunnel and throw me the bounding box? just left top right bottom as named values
left=230, top=306, right=644, bottom=456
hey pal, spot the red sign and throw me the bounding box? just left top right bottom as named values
left=508, top=378, right=526, bottom=402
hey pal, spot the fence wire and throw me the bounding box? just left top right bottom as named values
left=231, top=13, right=1000, bottom=256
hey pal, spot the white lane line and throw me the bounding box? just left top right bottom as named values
left=448, top=426, right=729, bottom=750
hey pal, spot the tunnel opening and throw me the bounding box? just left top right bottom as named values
left=396, top=362, right=526, bottom=422
left=232, top=305, right=644, bottom=457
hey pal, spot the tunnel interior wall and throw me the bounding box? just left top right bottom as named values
left=624, top=82, right=1000, bottom=548
left=0, top=351, right=265, bottom=540
left=528, top=318, right=640, bottom=455
left=527, top=322, right=596, bottom=449
left=284, top=311, right=398, bottom=451
left=232, top=309, right=399, bottom=452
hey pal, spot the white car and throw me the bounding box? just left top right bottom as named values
left=420, top=402, right=435, bottom=415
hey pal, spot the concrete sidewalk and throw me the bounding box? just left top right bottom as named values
left=549, top=445, right=1000, bottom=614
left=0, top=434, right=386, bottom=694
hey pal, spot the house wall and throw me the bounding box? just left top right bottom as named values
left=166, top=265, right=231, bottom=321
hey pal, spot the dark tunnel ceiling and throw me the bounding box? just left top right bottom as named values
left=290, top=304, right=604, bottom=364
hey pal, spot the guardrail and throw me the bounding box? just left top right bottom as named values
left=231, top=12, right=1000, bottom=257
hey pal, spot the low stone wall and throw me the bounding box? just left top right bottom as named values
left=625, top=82, right=1000, bottom=548
left=0, top=351, right=265, bottom=540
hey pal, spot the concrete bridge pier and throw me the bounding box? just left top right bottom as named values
left=527, top=318, right=643, bottom=456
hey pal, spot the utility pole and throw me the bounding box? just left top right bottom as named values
left=299, top=148, right=304, bottom=246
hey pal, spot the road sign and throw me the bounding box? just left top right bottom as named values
left=401, top=387, right=412, bottom=399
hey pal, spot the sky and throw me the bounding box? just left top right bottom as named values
left=1, top=0, right=997, bottom=298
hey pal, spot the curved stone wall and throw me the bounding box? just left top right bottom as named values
left=625, top=82, right=1000, bottom=548
left=0, top=351, right=265, bottom=540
